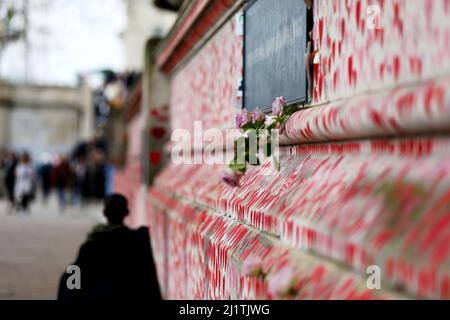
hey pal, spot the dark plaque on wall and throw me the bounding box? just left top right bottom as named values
left=244, top=0, right=308, bottom=112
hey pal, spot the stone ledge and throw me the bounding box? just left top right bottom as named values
left=282, top=76, right=450, bottom=145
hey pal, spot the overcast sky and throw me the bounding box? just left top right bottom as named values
left=0, top=0, right=127, bottom=86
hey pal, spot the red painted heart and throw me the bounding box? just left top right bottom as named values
left=149, top=151, right=161, bottom=166
left=151, top=127, right=166, bottom=139
left=150, top=109, right=160, bottom=117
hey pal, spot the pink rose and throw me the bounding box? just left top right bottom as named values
left=221, top=168, right=243, bottom=187
left=271, top=96, right=286, bottom=116
left=268, top=265, right=296, bottom=298
left=265, top=115, right=276, bottom=127
left=252, top=107, right=265, bottom=123
left=235, top=109, right=252, bottom=128
left=242, top=254, right=263, bottom=276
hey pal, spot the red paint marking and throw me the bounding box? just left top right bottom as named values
left=393, top=56, right=401, bottom=81
left=318, top=19, right=324, bottom=45
left=372, top=230, right=394, bottom=250
left=149, top=152, right=162, bottom=166
left=348, top=56, right=354, bottom=85
left=370, top=110, right=383, bottom=128
left=151, top=127, right=166, bottom=139
left=442, top=277, right=450, bottom=299
left=355, top=0, right=362, bottom=30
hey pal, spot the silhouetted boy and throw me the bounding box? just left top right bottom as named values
left=58, top=194, right=161, bottom=301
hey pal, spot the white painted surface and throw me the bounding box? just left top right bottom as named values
left=9, top=107, right=79, bottom=158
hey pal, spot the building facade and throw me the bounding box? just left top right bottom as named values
left=0, top=82, right=93, bottom=160
left=122, top=0, right=176, bottom=71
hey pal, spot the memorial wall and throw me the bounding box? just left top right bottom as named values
left=115, top=0, right=450, bottom=299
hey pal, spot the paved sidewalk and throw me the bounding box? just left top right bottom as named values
left=0, top=197, right=103, bottom=299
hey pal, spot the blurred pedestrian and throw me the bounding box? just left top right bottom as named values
left=72, top=157, right=86, bottom=206
left=38, top=160, right=53, bottom=204
left=52, top=156, right=73, bottom=211
left=92, top=151, right=106, bottom=200
left=0, top=149, right=7, bottom=199
left=57, top=194, right=161, bottom=301
left=14, top=152, right=36, bottom=213
left=4, top=152, right=18, bottom=212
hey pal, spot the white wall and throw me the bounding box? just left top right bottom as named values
left=0, top=83, right=94, bottom=160
left=9, top=107, right=79, bottom=159
left=122, top=0, right=176, bottom=71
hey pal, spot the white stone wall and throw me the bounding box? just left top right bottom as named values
left=9, top=107, right=79, bottom=159
left=0, top=84, right=93, bottom=160
left=122, top=0, right=176, bottom=71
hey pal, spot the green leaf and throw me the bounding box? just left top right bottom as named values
left=284, top=105, right=300, bottom=116
left=229, top=162, right=247, bottom=173
left=240, top=122, right=255, bottom=132
left=253, top=119, right=266, bottom=132
left=267, top=122, right=277, bottom=131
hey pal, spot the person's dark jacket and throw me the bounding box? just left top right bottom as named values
left=57, top=225, right=161, bottom=301
left=52, top=161, right=73, bottom=189
left=5, top=159, right=17, bottom=202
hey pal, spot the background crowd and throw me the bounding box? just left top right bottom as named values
left=0, top=138, right=112, bottom=214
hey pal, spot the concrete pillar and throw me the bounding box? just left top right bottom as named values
left=0, top=106, right=10, bottom=147
left=142, top=38, right=171, bottom=185
left=79, top=83, right=94, bottom=141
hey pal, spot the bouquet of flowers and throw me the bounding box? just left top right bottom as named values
left=222, top=96, right=298, bottom=187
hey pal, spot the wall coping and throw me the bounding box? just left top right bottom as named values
left=155, top=0, right=240, bottom=74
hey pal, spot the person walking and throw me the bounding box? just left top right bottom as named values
left=52, top=156, right=73, bottom=211
left=71, top=158, right=86, bottom=206
left=38, top=158, right=53, bottom=204
left=57, top=194, right=161, bottom=301
left=14, top=152, right=36, bottom=214
left=0, top=150, right=8, bottom=199
left=4, top=152, right=18, bottom=212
